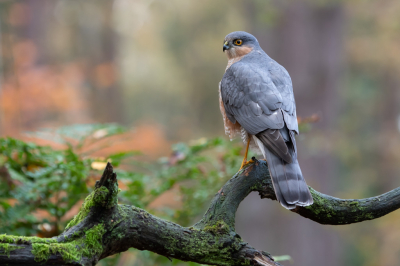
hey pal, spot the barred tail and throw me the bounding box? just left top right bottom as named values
left=253, top=135, right=313, bottom=209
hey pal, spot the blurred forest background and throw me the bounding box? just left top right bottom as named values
left=0, top=0, right=400, bottom=265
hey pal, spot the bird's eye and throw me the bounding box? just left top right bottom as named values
left=234, top=39, right=243, bottom=46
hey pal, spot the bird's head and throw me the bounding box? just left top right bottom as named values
left=223, top=31, right=259, bottom=60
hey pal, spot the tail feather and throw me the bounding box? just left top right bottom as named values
left=294, top=162, right=313, bottom=206
left=253, top=135, right=313, bottom=209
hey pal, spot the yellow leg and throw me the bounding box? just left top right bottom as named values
left=239, top=137, right=253, bottom=170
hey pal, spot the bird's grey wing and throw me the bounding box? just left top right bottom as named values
left=268, top=61, right=299, bottom=134
left=220, top=62, right=285, bottom=136
left=221, top=62, right=292, bottom=162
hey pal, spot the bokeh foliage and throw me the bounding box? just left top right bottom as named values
left=0, top=137, right=91, bottom=236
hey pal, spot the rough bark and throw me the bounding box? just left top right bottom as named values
left=1, top=160, right=400, bottom=266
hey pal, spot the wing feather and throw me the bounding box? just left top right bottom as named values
left=256, top=128, right=292, bottom=164
left=221, top=58, right=298, bottom=135
left=221, top=56, right=299, bottom=163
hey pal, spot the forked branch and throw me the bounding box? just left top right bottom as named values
left=1, top=160, right=399, bottom=266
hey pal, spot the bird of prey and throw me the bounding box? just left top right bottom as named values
left=219, top=31, right=313, bottom=209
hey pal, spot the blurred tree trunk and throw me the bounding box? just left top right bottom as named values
left=26, top=0, right=125, bottom=124
left=74, top=1, right=126, bottom=124
left=237, top=2, right=345, bottom=266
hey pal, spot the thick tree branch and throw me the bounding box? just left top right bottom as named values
left=253, top=161, right=400, bottom=225
left=289, top=185, right=400, bottom=225
left=1, top=159, right=400, bottom=265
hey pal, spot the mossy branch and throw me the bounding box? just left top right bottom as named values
left=1, top=160, right=400, bottom=266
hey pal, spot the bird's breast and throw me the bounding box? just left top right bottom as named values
left=219, top=85, right=242, bottom=140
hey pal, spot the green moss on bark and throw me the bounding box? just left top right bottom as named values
left=203, top=220, right=230, bottom=235
left=305, top=188, right=379, bottom=224
left=31, top=224, right=105, bottom=263
left=163, top=228, right=247, bottom=266
left=0, top=234, right=57, bottom=244
left=51, top=243, right=81, bottom=262
left=305, top=188, right=337, bottom=218
left=66, top=187, right=109, bottom=230
left=0, top=243, right=24, bottom=257
left=81, top=224, right=105, bottom=257
left=31, top=243, right=51, bottom=262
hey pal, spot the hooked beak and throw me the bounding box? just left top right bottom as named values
left=223, top=41, right=230, bottom=52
